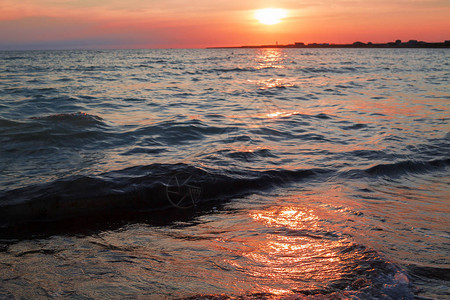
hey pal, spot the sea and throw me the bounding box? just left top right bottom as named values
left=0, top=48, right=449, bottom=299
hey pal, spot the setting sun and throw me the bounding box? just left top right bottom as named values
left=254, top=8, right=288, bottom=25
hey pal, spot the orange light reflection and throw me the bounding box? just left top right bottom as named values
left=226, top=204, right=352, bottom=294
left=254, top=48, right=286, bottom=69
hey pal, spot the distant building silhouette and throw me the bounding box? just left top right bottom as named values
left=208, top=39, right=450, bottom=49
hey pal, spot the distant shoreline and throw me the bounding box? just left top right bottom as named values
left=208, top=40, right=450, bottom=49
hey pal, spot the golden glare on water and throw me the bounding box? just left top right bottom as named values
left=231, top=204, right=351, bottom=293
left=255, top=48, right=285, bottom=69
left=254, top=8, right=288, bottom=25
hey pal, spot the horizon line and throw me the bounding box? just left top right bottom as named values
left=1, top=39, right=449, bottom=51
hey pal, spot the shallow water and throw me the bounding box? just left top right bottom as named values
left=0, top=48, right=449, bottom=299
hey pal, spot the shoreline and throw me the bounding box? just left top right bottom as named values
left=208, top=40, right=450, bottom=49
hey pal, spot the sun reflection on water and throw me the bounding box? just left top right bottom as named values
left=255, top=48, right=287, bottom=69
left=252, top=206, right=320, bottom=230
left=218, top=204, right=352, bottom=294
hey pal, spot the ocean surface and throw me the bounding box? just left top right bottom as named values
left=0, top=48, right=449, bottom=299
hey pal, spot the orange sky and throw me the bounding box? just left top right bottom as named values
left=1, top=0, right=449, bottom=49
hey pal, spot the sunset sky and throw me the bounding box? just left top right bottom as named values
left=1, top=0, right=449, bottom=50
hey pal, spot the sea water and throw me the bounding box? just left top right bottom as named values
left=0, top=48, right=449, bottom=299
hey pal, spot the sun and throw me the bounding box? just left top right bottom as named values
left=254, top=8, right=288, bottom=25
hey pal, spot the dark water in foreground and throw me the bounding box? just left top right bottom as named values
left=0, top=49, right=449, bottom=299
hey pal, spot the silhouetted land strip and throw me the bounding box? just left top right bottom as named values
left=209, top=40, right=450, bottom=49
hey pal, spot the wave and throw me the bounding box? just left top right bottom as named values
left=365, top=158, right=450, bottom=177
left=205, top=67, right=253, bottom=73
left=217, top=148, right=278, bottom=161
left=0, top=112, right=108, bottom=149
left=201, top=65, right=283, bottom=74
left=3, top=55, right=27, bottom=60
left=0, top=164, right=318, bottom=229
left=1, top=157, right=447, bottom=230
left=301, top=66, right=363, bottom=74
left=0, top=117, right=24, bottom=128
left=408, top=265, right=450, bottom=281
left=126, top=119, right=227, bottom=144
left=30, top=112, right=104, bottom=125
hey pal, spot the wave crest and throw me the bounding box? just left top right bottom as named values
left=366, top=158, right=450, bottom=177
left=0, top=164, right=318, bottom=229
left=30, top=112, right=104, bottom=125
